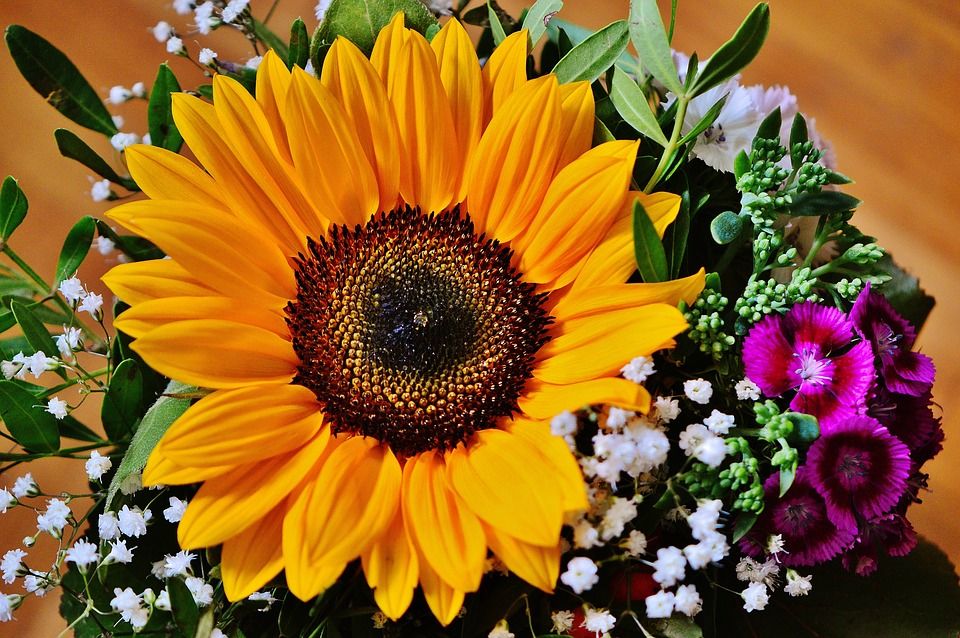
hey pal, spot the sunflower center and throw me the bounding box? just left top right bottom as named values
left=286, top=207, right=551, bottom=456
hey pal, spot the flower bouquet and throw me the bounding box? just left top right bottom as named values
left=0, top=0, right=957, bottom=636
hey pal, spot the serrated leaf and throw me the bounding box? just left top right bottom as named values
left=313, top=0, right=437, bottom=55
left=710, top=210, right=744, bottom=244
left=168, top=577, right=200, bottom=637
left=0, top=176, right=29, bottom=241
left=5, top=25, right=119, bottom=136
left=520, top=0, right=562, bottom=47
left=101, top=359, right=143, bottom=441
left=677, top=95, right=727, bottom=146
left=689, top=3, right=770, bottom=96
left=54, top=215, right=95, bottom=287
left=788, top=190, right=861, bottom=217
left=148, top=64, right=183, bottom=153
left=106, top=380, right=194, bottom=508
left=628, top=0, right=683, bottom=95
left=10, top=302, right=65, bottom=382
left=609, top=67, right=668, bottom=147
left=0, top=380, right=59, bottom=453
left=552, top=19, right=629, bottom=84
left=632, top=199, right=668, bottom=282
left=54, top=129, right=137, bottom=190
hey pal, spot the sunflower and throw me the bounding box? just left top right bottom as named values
left=103, top=15, right=705, bottom=625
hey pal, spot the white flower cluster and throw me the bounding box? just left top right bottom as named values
left=105, top=82, right=146, bottom=105
left=734, top=537, right=812, bottom=612
left=58, top=276, right=104, bottom=318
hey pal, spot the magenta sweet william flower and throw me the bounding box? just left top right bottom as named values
left=841, top=513, right=918, bottom=576
left=742, top=302, right=875, bottom=433
left=740, top=469, right=857, bottom=567
left=850, top=284, right=935, bottom=396
left=869, top=388, right=943, bottom=464
left=805, top=415, right=911, bottom=529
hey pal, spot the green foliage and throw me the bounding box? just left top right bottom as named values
left=101, top=359, right=144, bottom=441
left=682, top=283, right=736, bottom=360
left=609, top=67, right=669, bottom=146
left=10, top=301, right=67, bottom=381
left=311, top=0, right=437, bottom=56
left=251, top=19, right=290, bottom=60
left=628, top=0, right=683, bottom=95
left=169, top=576, right=201, bottom=637
left=54, top=129, right=138, bottom=190
left=148, top=64, right=184, bottom=153
left=521, top=0, right=563, bottom=47
left=55, top=215, right=96, bottom=287
left=0, top=380, right=60, bottom=452
left=5, top=25, right=119, bottom=136
left=688, top=3, right=770, bottom=96
left=552, top=19, right=629, bottom=84
left=0, top=176, right=29, bottom=241
left=632, top=199, right=668, bottom=282
left=874, top=255, right=936, bottom=331
left=709, top=210, right=744, bottom=245
left=486, top=1, right=508, bottom=45
left=288, top=18, right=310, bottom=69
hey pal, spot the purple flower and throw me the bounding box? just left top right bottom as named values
left=805, top=416, right=911, bottom=529
left=841, top=513, right=918, bottom=576
left=869, top=388, right=943, bottom=463
left=742, top=302, right=875, bottom=433
left=851, top=285, right=935, bottom=396
left=741, top=469, right=857, bottom=567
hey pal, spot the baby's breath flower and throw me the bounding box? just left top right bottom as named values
left=684, top=378, right=713, bottom=404
left=90, top=178, right=112, bottom=202
left=0, top=593, right=22, bottom=622
left=85, top=451, right=112, bottom=481
left=488, top=620, right=515, bottom=638
left=65, top=539, right=100, bottom=572
left=315, top=0, right=333, bottom=20
left=23, top=574, right=51, bottom=597
left=784, top=570, right=812, bottom=596
left=654, top=396, right=680, bottom=422
left=582, top=606, right=616, bottom=635
left=623, top=529, right=647, bottom=556
left=652, top=546, right=686, bottom=587
left=117, top=505, right=148, bottom=538
left=245, top=55, right=263, bottom=70
left=1, top=550, right=26, bottom=584
left=198, top=47, right=218, bottom=66
left=704, top=410, right=735, bottom=435
left=551, top=610, right=574, bottom=633
left=674, top=584, right=703, bottom=617
left=58, top=277, right=86, bottom=304
left=107, top=85, right=132, bottom=105
left=110, top=132, right=140, bottom=152
left=735, top=378, right=761, bottom=401
left=163, top=497, right=188, bottom=523
left=95, top=236, right=116, bottom=256
left=45, top=397, right=69, bottom=420
left=78, top=292, right=104, bottom=317
left=155, top=588, right=171, bottom=611
left=162, top=550, right=195, bottom=577
left=559, top=556, right=599, bottom=594
left=621, top=355, right=655, bottom=383
left=106, top=540, right=134, bottom=565
left=741, top=582, right=770, bottom=612
left=99, top=513, right=120, bottom=540
left=12, top=474, right=38, bottom=499
left=166, top=36, right=185, bottom=55
left=0, top=489, right=15, bottom=514
left=220, top=0, right=249, bottom=23
left=185, top=576, right=213, bottom=606
left=645, top=590, right=675, bottom=619
left=151, top=20, right=173, bottom=42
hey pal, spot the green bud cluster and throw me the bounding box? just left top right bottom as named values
left=683, top=289, right=736, bottom=360
left=795, top=153, right=829, bottom=193
left=834, top=277, right=865, bottom=300
left=839, top=242, right=884, bottom=266
left=736, top=138, right=792, bottom=229
left=733, top=268, right=820, bottom=331
left=681, top=437, right=765, bottom=513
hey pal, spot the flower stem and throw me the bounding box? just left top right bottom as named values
left=643, top=95, right=690, bottom=193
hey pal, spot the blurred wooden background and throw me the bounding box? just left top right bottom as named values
left=0, top=0, right=958, bottom=635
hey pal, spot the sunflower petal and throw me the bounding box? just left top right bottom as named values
left=142, top=450, right=234, bottom=487
left=502, top=418, right=587, bottom=512
left=417, top=549, right=465, bottom=627
left=553, top=269, right=706, bottom=321
left=556, top=81, right=595, bottom=170
left=518, top=377, right=652, bottom=420
left=484, top=523, right=560, bottom=592
left=102, top=259, right=212, bottom=307
left=482, top=30, right=528, bottom=117
left=361, top=505, right=419, bottom=620
left=125, top=145, right=225, bottom=210
left=113, top=296, right=289, bottom=340
left=221, top=504, right=285, bottom=600
left=255, top=50, right=293, bottom=162
left=158, top=384, right=322, bottom=467
left=447, top=429, right=564, bottom=547
left=370, top=12, right=410, bottom=82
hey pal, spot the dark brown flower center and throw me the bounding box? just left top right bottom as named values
left=286, top=207, right=551, bottom=456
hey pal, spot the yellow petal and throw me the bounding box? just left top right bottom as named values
left=113, top=296, right=289, bottom=340
left=361, top=505, right=418, bottom=620
left=124, top=145, right=225, bottom=210
left=556, top=81, right=595, bottom=170
left=158, top=384, right=322, bottom=467
left=533, top=304, right=688, bottom=384
left=285, top=68, right=380, bottom=227
left=130, top=320, right=298, bottom=389
left=482, top=30, right=528, bottom=117
left=402, top=450, right=486, bottom=593
left=102, top=259, right=212, bottom=307
left=417, top=547, right=465, bottom=627
left=553, top=269, right=707, bottom=321
left=284, top=436, right=402, bottom=600
left=519, top=377, right=652, bottom=420
left=370, top=12, right=410, bottom=83
left=142, top=449, right=234, bottom=487
left=387, top=32, right=459, bottom=213
left=255, top=50, right=293, bottom=162
left=221, top=504, right=285, bottom=600
left=430, top=19, right=482, bottom=202
left=502, top=418, right=587, bottom=512
left=466, top=76, right=562, bottom=242
left=518, top=141, right=638, bottom=289
left=484, top=523, right=560, bottom=592
left=446, top=429, right=564, bottom=547
left=321, top=37, right=401, bottom=213
left=177, top=429, right=330, bottom=548
left=107, top=200, right=295, bottom=308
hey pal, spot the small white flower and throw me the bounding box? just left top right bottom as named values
left=674, top=584, right=703, bottom=617
left=559, top=556, right=599, bottom=594
left=487, top=620, right=515, bottom=638
left=21, top=537, right=35, bottom=548
left=152, top=20, right=173, bottom=42
left=604, top=407, right=633, bottom=431
left=172, top=0, right=193, bottom=15
left=582, top=606, right=616, bottom=635
left=600, top=496, right=637, bottom=541
left=162, top=550, right=195, bottom=577
left=315, top=0, right=333, bottom=20
left=621, top=355, right=655, bottom=384
left=698, top=530, right=730, bottom=563
left=166, top=36, right=185, bottom=55
left=142, top=133, right=152, bottom=146
left=118, top=471, right=142, bottom=496
left=741, top=582, right=769, bottom=612
left=185, top=576, right=214, bottom=607
left=221, top=0, right=249, bottom=23
left=1, top=550, right=27, bottom=584
left=0, top=359, right=21, bottom=380
left=117, top=505, right=148, bottom=538
left=767, top=534, right=786, bottom=556
left=679, top=423, right=710, bottom=456
left=65, top=539, right=100, bottom=571
left=0, top=593, right=22, bottom=622
left=198, top=48, right=218, bottom=66
left=0, top=489, right=15, bottom=514
left=194, top=2, right=217, bottom=34
left=163, top=497, right=188, bottom=523
left=735, top=378, right=761, bottom=401
left=623, top=530, right=647, bottom=556
left=12, top=474, right=38, bottom=499
left=248, top=590, right=278, bottom=606
left=550, top=411, right=578, bottom=437
left=23, top=575, right=51, bottom=597
left=550, top=610, right=574, bottom=633
left=303, top=59, right=316, bottom=76
left=95, top=236, right=116, bottom=256
left=99, top=513, right=120, bottom=540
left=90, top=178, right=112, bottom=202
left=683, top=378, right=713, bottom=404
left=44, top=397, right=69, bottom=420
left=78, top=292, right=104, bottom=317
left=58, top=277, right=86, bottom=304
left=110, top=132, right=140, bottom=152
left=36, top=499, right=71, bottom=537
left=112, top=114, right=126, bottom=128
left=427, top=0, right=454, bottom=15
left=107, top=85, right=131, bottom=105
left=683, top=541, right=714, bottom=570
left=653, top=396, right=680, bottom=422
left=131, top=82, right=146, bottom=98
left=703, top=410, right=735, bottom=435
left=210, top=630, right=226, bottom=638
left=85, top=450, right=112, bottom=481
left=56, top=327, right=83, bottom=359
left=110, top=587, right=148, bottom=628
left=784, top=570, right=812, bottom=597
left=644, top=589, right=675, bottom=619
left=106, top=540, right=134, bottom=565
left=651, top=546, right=686, bottom=587
left=687, top=499, right=722, bottom=540
left=572, top=520, right=600, bottom=550
left=154, top=588, right=171, bottom=611
left=245, top=55, right=263, bottom=70
left=694, top=434, right=728, bottom=468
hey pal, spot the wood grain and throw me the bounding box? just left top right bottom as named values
left=0, top=1, right=957, bottom=635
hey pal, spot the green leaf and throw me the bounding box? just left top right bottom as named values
left=733, top=149, right=750, bottom=180
left=106, top=380, right=195, bottom=508
left=632, top=199, right=668, bottom=283
left=648, top=616, right=704, bottom=638
left=552, top=19, right=629, bottom=84
left=53, top=129, right=137, bottom=190
left=689, top=3, right=770, bottom=96
left=10, top=302, right=64, bottom=383
left=710, top=210, right=744, bottom=244
left=4, top=25, right=119, bottom=136
left=729, top=539, right=960, bottom=637
left=546, top=19, right=635, bottom=72
left=251, top=18, right=290, bottom=60
left=195, top=608, right=215, bottom=638
left=788, top=190, right=862, bottom=216
left=825, top=169, right=853, bottom=185
left=58, top=415, right=102, bottom=443
left=101, top=359, right=144, bottom=441
left=0, top=176, right=29, bottom=242
left=874, top=255, right=936, bottom=331
left=677, top=95, right=727, bottom=146
left=313, top=0, right=437, bottom=55
left=288, top=18, right=310, bottom=69
left=609, top=67, right=668, bottom=147
left=168, top=576, right=200, bottom=637
left=664, top=191, right=690, bottom=278
left=54, top=216, right=95, bottom=286
left=779, top=462, right=796, bottom=496
left=520, top=0, right=562, bottom=47
left=147, top=64, right=184, bottom=153
left=731, top=511, right=759, bottom=543
left=628, top=0, right=683, bottom=95
left=424, top=23, right=441, bottom=42
left=756, top=105, right=781, bottom=141
left=487, top=1, right=508, bottom=45
left=0, top=380, right=59, bottom=453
